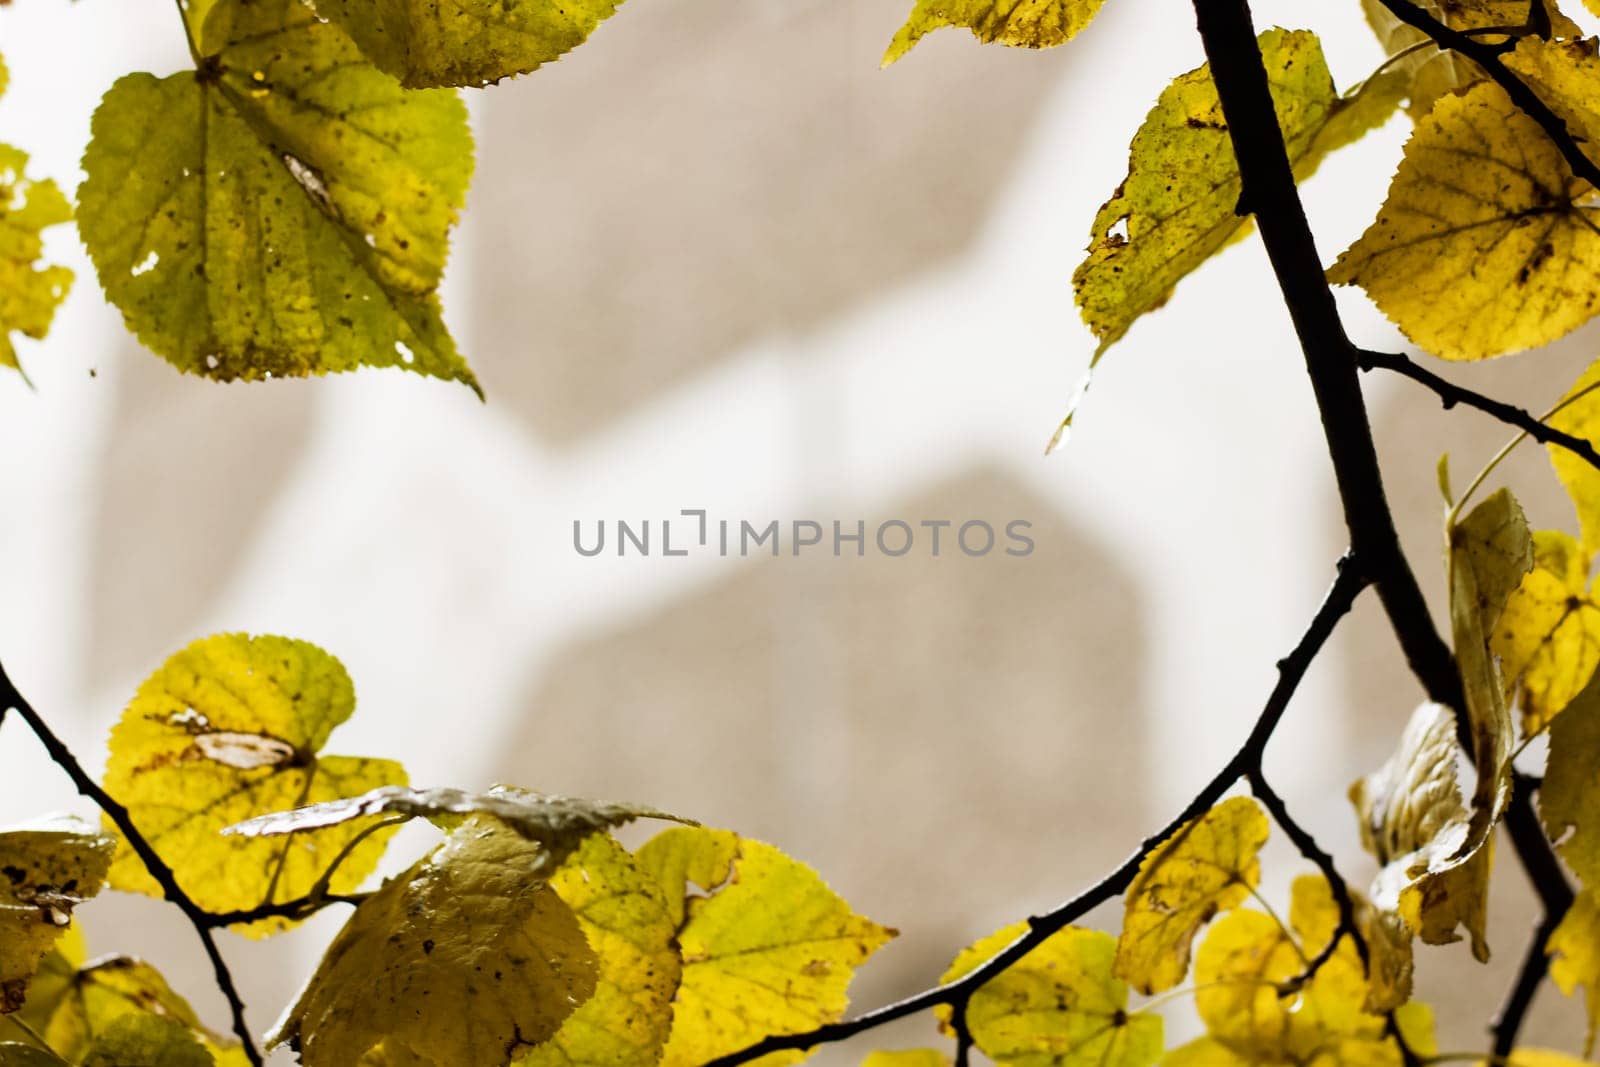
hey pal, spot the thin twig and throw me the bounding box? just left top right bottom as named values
left=0, top=663, right=263, bottom=1067
left=1357, top=350, right=1600, bottom=475
left=701, top=556, right=1369, bottom=1067
left=1247, top=769, right=1369, bottom=979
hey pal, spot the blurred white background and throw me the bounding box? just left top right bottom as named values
left=0, top=0, right=1596, bottom=1056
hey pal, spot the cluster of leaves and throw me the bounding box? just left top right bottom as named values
left=12, top=0, right=1600, bottom=1061
left=0, top=634, right=900, bottom=1066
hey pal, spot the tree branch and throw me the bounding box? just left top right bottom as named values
left=1375, top=0, right=1600, bottom=190
left=702, top=556, right=1368, bottom=1067
left=1357, top=349, right=1600, bottom=474
left=1191, top=0, right=1572, bottom=1055
left=1492, top=782, right=1576, bottom=1054
left=0, top=663, right=264, bottom=1067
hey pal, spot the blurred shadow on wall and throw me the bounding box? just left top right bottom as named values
left=1334, top=337, right=1598, bottom=1047
left=493, top=466, right=1150, bottom=1027
left=87, top=344, right=313, bottom=686
left=470, top=0, right=1069, bottom=444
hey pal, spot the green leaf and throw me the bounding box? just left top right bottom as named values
left=0, top=52, right=74, bottom=377
left=1114, top=795, right=1269, bottom=995
left=271, top=816, right=600, bottom=1066
left=314, top=0, right=625, bottom=88
left=0, top=817, right=114, bottom=1015
left=636, top=827, right=896, bottom=1067
left=1329, top=51, right=1600, bottom=361
left=940, top=923, right=1161, bottom=1067
left=103, top=633, right=407, bottom=937
left=82, top=1014, right=214, bottom=1067
left=883, top=0, right=1105, bottom=65
left=1073, top=30, right=1400, bottom=357
left=77, top=0, right=478, bottom=393
left=225, top=783, right=688, bottom=875
left=514, top=833, right=682, bottom=1067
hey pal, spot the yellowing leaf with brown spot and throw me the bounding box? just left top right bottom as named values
left=1541, top=672, right=1600, bottom=884
left=0, top=53, right=73, bottom=377
left=939, top=923, right=1161, bottom=1067
left=77, top=0, right=478, bottom=392
left=1113, top=795, right=1269, bottom=995
left=1329, top=75, right=1600, bottom=361
left=1492, top=529, right=1600, bottom=734
left=271, top=816, right=600, bottom=1067
left=636, top=827, right=895, bottom=1067
left=0, top=817, right=114, bottom=1016
left=1358, top=0, right=1578, bottom=118
left=883, top=0, right=1104, bottom=65
left=515, top=833, right=682, bottom=1067
left=1069, top=28, right=1399, bottom=422
left=103, top=634, right=406, bottom=937
left=1547, top=888, right=1600, bottom=1055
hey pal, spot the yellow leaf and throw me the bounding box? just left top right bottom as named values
left=9, top=952, right=243, bottom=1064
left=103, top=633, right=407, bottom=937
left=1114, top=795, right=1269, bottom=995
left=1499, top=1054, right=1593, bottom=1067
left=515, top=833, right=682, bottom=1067
left=1503, top=37, right=1600, bottom=151
left=225, top=783, right=687, bottom=877
left=76, top=0, right=478, bottom=392
left=1159, top=1038, right=1249, bottom=1067
left=636, top=827, right=896, bottom=1067
left=883, top=0, right=1104, bottom=65
left=1073, top=29, right=1399, bottom=360
left=1548, top=889, right=1600, bottom=1055
left=271, top=816, right=600, bottom=1067
left=0, top=816, right=114, bottom=1015
left=0, top=51, right=73, bottom=377
left=1329, top=74, right=1600, bottom=360
left=1492, top=529, right=1600, bottom=734
left=861, top=1052, right=951, bottom=1067
left=938, top=923, right=1161, bottom=1067
left=1550, top=358, right=1600, bottom=560
left=315, top=0, right=626, bottom=88
left=82, top=1014, right=214, bottom=1067
left=1541, top=673, right=1600, bottom=884
left=1357, top=0, right=1579, bottom=117
left=1194, top=876, right=1433, bottom=1064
